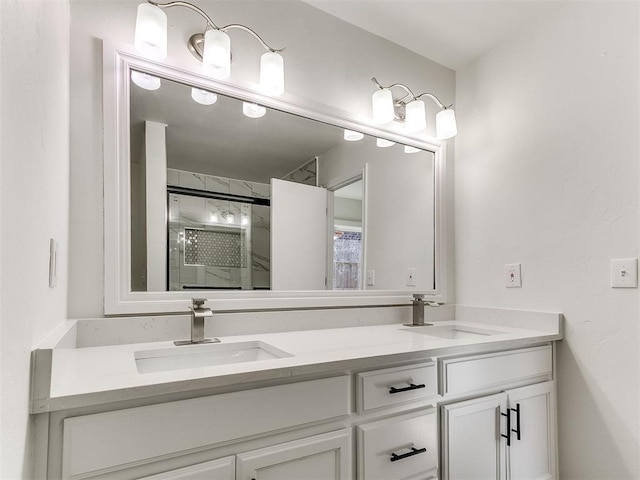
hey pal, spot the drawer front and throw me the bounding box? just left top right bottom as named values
left=62, top=375, right=350, bottom=479
left=440, top=345, right=552, bottom=396
left=358, top=362, right=437, bottom=412
left=357, top=409, right=438, bottom=480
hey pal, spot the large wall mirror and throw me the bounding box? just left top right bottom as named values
left=104, top=44, right=448, bottom=314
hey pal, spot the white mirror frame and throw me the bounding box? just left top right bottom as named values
left=103, top=42, right=449, bottom=315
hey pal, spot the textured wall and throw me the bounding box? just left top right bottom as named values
left=455, top=2, right=639, bottom=478
left=0, top=0, right=70, bottom=477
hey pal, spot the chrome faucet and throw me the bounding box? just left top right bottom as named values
left=404, top=294, right=440, bottom=327
left=174, top=298, right=220, bottom=346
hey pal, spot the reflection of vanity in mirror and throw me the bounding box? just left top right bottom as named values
left=104, top=45, right=447, bottom=313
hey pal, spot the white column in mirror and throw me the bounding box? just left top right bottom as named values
left=145, top=121, right=168, bottom=291
left=260, top=51, right=285, bottom=96
left=203, top=29, right=231, bottom=79
left=134, top=3, right=167, bottom=59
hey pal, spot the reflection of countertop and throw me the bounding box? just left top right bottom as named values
left=31, top=312, right=562, bottom=414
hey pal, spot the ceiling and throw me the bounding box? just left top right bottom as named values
left=303, top=0, right=564, bottom=70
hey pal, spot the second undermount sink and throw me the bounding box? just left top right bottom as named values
left=400, top=325, right=506, bottom=340
left=134, top=341, right=293, bottom=374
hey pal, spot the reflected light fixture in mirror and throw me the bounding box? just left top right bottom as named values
left=376, top=138, right=395, bottom=148
left=131, top=71, right=161, bottom=90
left=134, top=0, right=285, bottom=94
left=344, top=129, right=364, bottom=141
left=371, top=77, right=457, bottom=139
left=243, top=102, right=267, bottom=118
left=191, top=88, right=218, bottom=105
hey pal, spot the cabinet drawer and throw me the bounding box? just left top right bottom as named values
left=357, top=409, right=438, bottom=480
left=440, top=345, right=552, bottom=396
left=61, top=375, right=350, bottom=479
left=357, top=362, right=437, bottom=412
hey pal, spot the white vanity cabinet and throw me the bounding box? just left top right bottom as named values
left=439, top=346, right=557, bottom=480
left=38, top=343, right=558, bottom=480
left=236, top=430, right=351, bottom=480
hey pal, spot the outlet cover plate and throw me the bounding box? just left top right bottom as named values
left=505, top=263, right=522, bottom=288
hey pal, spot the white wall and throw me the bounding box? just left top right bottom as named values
left=68, top=0, right=455, bottom=317
left=0, top=0, right=70, bottom=478
left=455, top=2, right=639, bottom=478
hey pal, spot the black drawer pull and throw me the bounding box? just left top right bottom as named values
left=389, top=383, right=426, bottom=394
left=390, top=446, right=427, bottom=462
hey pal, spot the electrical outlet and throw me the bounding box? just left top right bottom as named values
left=406, top=268, right=417, bottom=287
left=505, top=263, right=522, bottom=288
left=611, top=258, right=637, bottom=288
left=366, top=270, right=375, bottom=286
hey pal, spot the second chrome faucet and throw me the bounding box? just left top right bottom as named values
left=174, top=298, right=220, bottom=346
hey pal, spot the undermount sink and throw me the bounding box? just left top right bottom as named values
left=134, top=341, right=293, bottom=374
left=400, top=325, right=506, bottom=340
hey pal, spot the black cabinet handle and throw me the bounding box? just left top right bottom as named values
left=501, top=410, right=511, bottom=446
left=389, top=446, right=427, bottom=462
left=389, top=383, right=426, bottom=394
left=511, top=403, right=521, bottom=440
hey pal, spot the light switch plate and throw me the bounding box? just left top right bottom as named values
left=611, top=258, right=637, bottom=288
left=406, top=268, right=417, bottom=287
left=49, top=238, right=58, bottom=288
left=505, top=263, right=522, bottom=288
left=366, top=270, right=375, bottom=286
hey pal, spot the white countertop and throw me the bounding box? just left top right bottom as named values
left=32, top=315, right=562, bottom=413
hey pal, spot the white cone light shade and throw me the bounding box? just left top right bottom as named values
left=376, top=138, right=395, bottom=148
left=203, top=29, right=231, bottom=79
left=243, top=102, right=266, bottom=118
left=191, top=88, right=218, bottom=105
left=131, top=71, right=161, bottom=90
left=134, top=3, right=167, bottom=59
left=372, top=88, right=394, bottom=124
left=260, top=52, right=285, bottom=96
left=405, top=100, right=426, bottom=133
left=404, top=146, right=421, bottom=154
left=436, top=108, right=458, bottom=139
left=344, top=129, right=364, bottom=141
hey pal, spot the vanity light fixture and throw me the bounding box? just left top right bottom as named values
left=131, top=71, right=162, bottom=90
left=344, top=129, right=364, bottom=141
left=191, top=88, right=218, bottom=105
left=371, top=77, right=457, bottom=139
left=134, top=0, right=286, bottom=95
left=225, top=213, right=235, bottom=224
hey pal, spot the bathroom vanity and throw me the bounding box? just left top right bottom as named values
left=31, top=309, right=561, bottom=479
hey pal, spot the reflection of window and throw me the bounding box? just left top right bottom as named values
left=333, top=230, right=362, bottom=290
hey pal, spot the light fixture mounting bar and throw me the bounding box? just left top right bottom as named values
left=146, top=0, right=284, bottom=53
left=371, top=77, right=451, bottom=110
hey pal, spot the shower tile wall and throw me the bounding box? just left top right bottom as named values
left=168, top=169, right=270, bottom=290
left=280, top=158, right=317, bottom=186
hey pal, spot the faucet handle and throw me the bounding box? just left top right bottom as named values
left=191, top=298, right=207, bottom=309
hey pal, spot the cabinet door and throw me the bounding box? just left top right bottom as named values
left=507, top=381, right=557, bottom=480
left=441, top=393, right=507, bottom=480
left=139, top=456, right=235, bottom=480
left=236, top=429, right=351, bottom=480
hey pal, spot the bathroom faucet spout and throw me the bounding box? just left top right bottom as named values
left=404, top=294, right=440, bottom=327
left=174, top=298, right=220, bottom=346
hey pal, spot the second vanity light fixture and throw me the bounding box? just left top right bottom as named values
left=133, top=0, right=286, bottom=97
left=371, top=77, right=457, bottom=140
